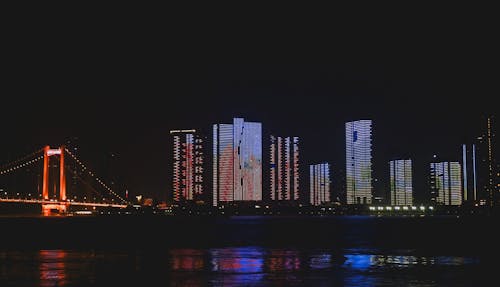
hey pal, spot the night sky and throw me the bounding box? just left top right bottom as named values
left=1, top=10, right=497, bottom=203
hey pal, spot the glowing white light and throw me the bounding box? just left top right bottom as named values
left=47, top=149, right=61, bottom=156
left=75, top=211, right=93, bottom=215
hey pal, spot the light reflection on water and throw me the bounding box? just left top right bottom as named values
left=39, top=250, right=67, bottom=287
left=344, top=253, right=479, bottom=269
left=267, top=250, right=302, bottom=271
left=0, top=247, right=482, bottom=286
left=210, top=247, right=264, bottom=274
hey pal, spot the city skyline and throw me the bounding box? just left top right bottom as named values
left=159, top=115, right=497, bottom=207
left=2, top=64, right=497, bottom=204
left=2, top=114, right=498, bottom=206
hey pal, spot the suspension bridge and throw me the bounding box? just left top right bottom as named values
left=0, top=145, right=129, bottom=216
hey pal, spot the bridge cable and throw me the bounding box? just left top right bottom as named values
left=64, top=148, right=128, bottom=204
left=0, top=155, right=44, bottom=176
left=64, top=164, right=114, bottom=203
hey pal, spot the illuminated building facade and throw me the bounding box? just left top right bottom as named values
left=309, top=163, right=330, bottom=206
left=170, top=129, right=205, bottom=203
left=270, top=135, right=299, bottom=201
left=430, top=161, right=462, bottom=206
left=213, top=118, right=262, bottom=206
left=345, top=120, right=373, bottom=204
left=389, top=159, right=413, bottom=205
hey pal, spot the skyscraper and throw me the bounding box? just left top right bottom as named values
left=389, top=159, right=413, bottom=206
left=477, top=115, right=497, bottom=206
left=346, top=120, right=373, bottom=204
left=213, top=118, right=262, bottom=206
left=430, top=161, right=462, bottom=206
left=462, top=144, right=478, bottom=202
left=270, top=135, right=299, bottom=201
left=309, top=163, right=330, bottom=206
left=170, top=129, right=205, bottom=203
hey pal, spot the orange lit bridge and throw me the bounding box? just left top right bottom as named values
left=0, top=145, right=130, bottom=216
left=0, top=198, right=127, bottom=209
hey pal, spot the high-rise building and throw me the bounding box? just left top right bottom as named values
left=212, top=118, right=262, bottom=206
left=170, top=129, right=205, bottom=203
left=389, top=159, right=413, bottom=206
left=476, top=115, right=497, bottom=206
left=345, top=120, right=373, bottom=204
left=309, top=163, right=330, bottom=206
left=462, top=144, right=478, bottom=202
left=270, top=135, right=299, bottom=201
left=430, top=161, right=462, bottom=206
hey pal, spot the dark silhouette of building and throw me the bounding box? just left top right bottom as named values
left=476, top=115, right=497, bottom=206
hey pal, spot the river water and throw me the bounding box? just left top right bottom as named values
left=0, top=215, right=497, bottom=286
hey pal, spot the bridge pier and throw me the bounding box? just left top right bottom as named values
left=42, top=202, right=68, bottom=216
left=42, top=145, right=67, bottom=216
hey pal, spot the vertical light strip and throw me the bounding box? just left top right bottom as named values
left=325, top=163, right=330, bottom=203
left=270, top=135, right=276, bottom=201
left=390, top=161, right=394, bottom=205
left=472, top=144, right=477, bottom=201
left=462, top=144, right=468, bottom=202
left=277, top=137, right=282, bottom=200
left=293, top=137, right=299, bottom=201
left=212, top=124, right=218, bottom=206
left=407, top=160, right=413, bottom=206
left=310, top=165, right=314, bottom=205
left=285, top=137, right=291, bottom=200
left=487, top=117, right=493, bottom=206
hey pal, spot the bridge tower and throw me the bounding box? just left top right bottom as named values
left=42, top=145, right=67, bottom=216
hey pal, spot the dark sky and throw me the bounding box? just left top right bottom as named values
left=1, top=8, right=497, bottom=202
